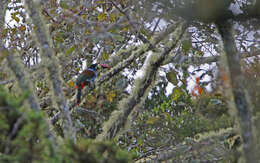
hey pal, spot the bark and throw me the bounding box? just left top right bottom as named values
left=96, top=22, right=188, bottom=141
left=24, top=0, right=75, bottom=141
left=216, top=20, right=256, bottom=163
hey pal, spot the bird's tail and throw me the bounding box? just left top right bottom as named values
left=76, top=86, right=81, bottom=105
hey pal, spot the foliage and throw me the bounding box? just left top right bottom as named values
left=119, top=85, right=234, bottom=159
left=0, top=86, right=56, bottom=163
left=0, top=86, right=133, bottom=162
left=61, top=139, right=134, bottom=163
left=1, top=0, right=260, bottom=162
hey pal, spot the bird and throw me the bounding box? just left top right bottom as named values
left=75, top=63, right=110, bottom=105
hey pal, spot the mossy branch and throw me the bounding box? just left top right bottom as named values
left=96, top=22, right=188, bottom=141
left=97, top=22, right=181, bottom=86
left=0, top=0, right=8, bottom=47
left=216, top=20, right=256, bottom=162
left=24, top=0, right=75, bottom=140
left=6, top=51, right=40, bottom=111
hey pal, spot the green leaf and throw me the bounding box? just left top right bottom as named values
left=182, top=40, right=192, bottom=54
left=113, top=34, right=124, bottom=42
left=53, top=35, right=64, bottom=43
left=60, top=1, right=69, bottom=9
left=11, top=12, right=20, bottom=23
left=65, top=46, right=76, bottom=55
left=171, top=87, right=183, bottom=101
left=98, top=13, right=107, bottom=21
left=146, top=117, right=159, bottom=125
left=166, top=70, right=178, bottom=85
left=109, top=13, right=117, bottom=22
left=2, top=28, right=8, bottom=37
left=102, top=52, right=109, bottom=60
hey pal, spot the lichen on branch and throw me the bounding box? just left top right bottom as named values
left=96, top=22, right=188, bottom=141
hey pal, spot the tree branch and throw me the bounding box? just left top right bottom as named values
left=96, top=22, right=188, bottom=141
left=97, top=22, right=181, bottom=86
left=24, top=0, right=75, bottom=141
left=216, top=20, right=256, bottom=162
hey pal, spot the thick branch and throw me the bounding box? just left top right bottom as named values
left=216, top=20, right=256, bottom=162
left=0, top=0, right=8, bottom=46
left=96, top=22, right=188, bottom=141
left=24, top=0, right=75, bottom=140
left=5, top=51, right=40, bottom=111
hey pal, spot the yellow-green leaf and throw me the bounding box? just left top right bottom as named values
left=1, top=28, right=8, bottom=37
left=65, top=46, right=76, bottom=55
left=106, top=91, right=116, bottom=103
left=19, top=25, right=26, bottom=32
left=171, top=87, right=182, bottom=101
left=182, top=40, right=192, bottom=54
left=11, top=13, right=20, bottom=23
left=98, top=13, right=107, bottom=21
left=60, top=1, right=69, bottom=9
left=102, top=52, right=109, bottom=60
left=53, top=35, right=64, bottom=43
left=166, top=70, right=178, bottom=85
left=67, top=80, right=75, bottom=88
left=11, top=28, right=17, bottom=35
left=146, top=117, right=159, bottom=125
left=87, top=94, right=96, bottom=104
left=109, top=13, right=117, bottom=22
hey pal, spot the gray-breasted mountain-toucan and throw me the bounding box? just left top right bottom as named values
left=75, top=63, right=110, bottom=105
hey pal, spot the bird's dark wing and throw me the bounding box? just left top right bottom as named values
left=81, top=69, right=95, bottom=78
left=76, top=69, right=95, bottom=86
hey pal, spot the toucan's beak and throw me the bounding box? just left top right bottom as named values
left=99, top=64, right=110, bottom=68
